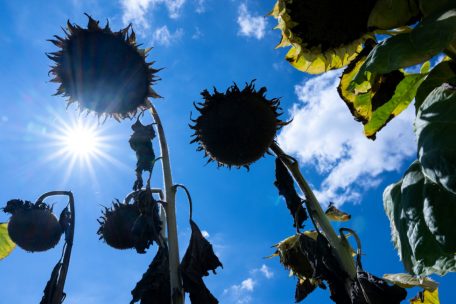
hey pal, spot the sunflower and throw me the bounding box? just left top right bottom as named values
left=3, top=199, right=62, bottom=252
left=270, top=0, right=376, bottom=74
left=190, top=81, right=285, bottom=169
left=48, top=14, right=161, bottom=120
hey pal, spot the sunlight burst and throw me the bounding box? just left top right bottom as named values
left=62, top=123, right=100, bottom=158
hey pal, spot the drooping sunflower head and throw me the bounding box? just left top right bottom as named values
left=48, top=14, right=161, bottom=120
left=97, top=199, right=140, bottom=250
left=271, top=0, right=376, bottom=74
left=3, top=199, right=62, bottom=252
left=190, top=81, right=285, bottom=169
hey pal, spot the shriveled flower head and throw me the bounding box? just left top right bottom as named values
left=270, top=0, right=376, bottom=74
left=190, top=81, right=285, bottom=169
left=97, top=199, right=140, bottom=250
left=3, top=199, right=62, bottom=252
left=48, top=14, right=161, bottom=120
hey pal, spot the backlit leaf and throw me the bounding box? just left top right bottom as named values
left=363, top=72, right=426, bottom=138
left=0, top=222, right=15, bottom=260
left=383, top=273, right=439, bottom=291
left=356, top=8, right=456, bottom=77
left=410, top=289, right=440, bottom=304
left=368, top=0, right=420, bottom=30
left=325, top=202, right=351, bottom=222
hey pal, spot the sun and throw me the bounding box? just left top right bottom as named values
left=61, top=122, right=100, bottom=158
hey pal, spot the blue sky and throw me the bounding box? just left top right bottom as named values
left=0, top=0, right=454, bottom=303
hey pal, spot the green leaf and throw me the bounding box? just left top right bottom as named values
left=383, top=161, right=456, bottom=276
left=0, top=222, right=15, bottom=260
left=368, top=0, right=420, bottom=30
left=415, top=83, right=456, bottom=194
left=419, top=0, right=455, bottom=17
left=356, top=8, right=456, bottom=79
left=363, top=72, right=426, bottom=138
left=415, top=59, right=456, bottom=111
left=382, top=273, right=439, bottom=291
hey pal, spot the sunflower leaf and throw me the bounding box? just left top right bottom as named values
left=383, top=273, right=439, bottom=291
left=180, top=220, right=222, bottom=304
left=129, top=119, right=156, bottom=191
left=274, top=158, right=308, bottom=228
left=356, top=8, right=456, bottom=78
left=0, top=222, right=15, bottom=260
left=325, top=202, right=351, bottom=222
left=415, top=83, right=456, bottom=194
left=383, top=160, right=456, bottom=276
left=410, top=288, right=440, bottom=304
left=130, top=246, right=171, bottom=304
left=415, top=59, right=456, bottom=112
left=340, top=44, right=426, bottom=138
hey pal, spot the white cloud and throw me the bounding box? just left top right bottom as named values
left=201, top=230, right=210, bottom=238
left=223, top=278, right=256, bottom=304
left=250, top=264, right=274, bottom=279
left=237, top=3, right=267, bottom=40
left=121, top=0, right=153, bottom=29
left=195, top=0, right=206, bottom=13
left=120, top=0, right=186, bottom=30
left=278, top=70, right=416, bottom=206
left=192, top=26, right=203, bottom=39
left=152, top=25, right=183, bottom=46
left=259, top=264, right=274, bottom=279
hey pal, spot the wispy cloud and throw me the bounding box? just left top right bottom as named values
left=237, top=3, right=267, bottom=40
left=152, top=25, right=183, bottom=46
left=223, top=278, right=256, bottom=304
left=250, top=264, right=274, bottom=279
left=278, top=70, right=416, bottom=206
left=222, top=264, right=274, bottom=303
left=195, top=0, right=206, bottom=13
left=120, top=0, right=187, bottom=30
left=121, top=0, right=153, bottom=29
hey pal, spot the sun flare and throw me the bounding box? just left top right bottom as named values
left=62, top=123, right=100, bottom=157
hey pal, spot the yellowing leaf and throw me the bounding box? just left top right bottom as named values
left=383, top=273, right=439, bottom=291
left=363, top=73, right=426, bottom=138
left=339, top=45, right=427, bottom=139
left=410, top=289, right=440, bottom=304
left=325, top=203, right=351, bottom=222
left=0, top=222, right=15, bottom=260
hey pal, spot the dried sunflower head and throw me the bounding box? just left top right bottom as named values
left=190, top=81, right=285, bottom=169
left=48, top=14, right=161, bottom=120
left=97, top=199, right=140, bottom=250
left=3, top=199, right=62, bottom=252
left=270, top=0, right=376, bottom=74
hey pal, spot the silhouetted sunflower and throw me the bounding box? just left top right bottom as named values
left=270, top=0, right=376, bottom=74
left=48, top=14, right=161, bottom=120
left=3, top=199, right=62, bottom=252
left=190, top=81, right=285, bottom=169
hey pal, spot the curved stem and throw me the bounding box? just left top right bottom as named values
left=270, top=143, right=356, bottom=278
left=173, top=184, right=193, bottom=221
left=146, top=100, right=184, bottom=304
left=37, top=191, right=75, bottom=304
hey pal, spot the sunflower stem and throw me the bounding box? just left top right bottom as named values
left=270, top=143, right=356, bottom=279
left=36, top=191, right=75, bottom=304
left=146, top=100, right=184, bottom=304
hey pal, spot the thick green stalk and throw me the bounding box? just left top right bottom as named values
left=147, top=100, right=184, bottom=304
left=270, top=143, right=356, bottom=278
